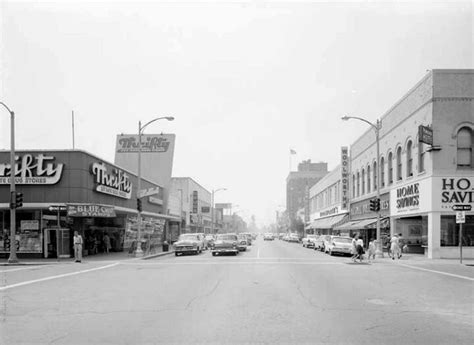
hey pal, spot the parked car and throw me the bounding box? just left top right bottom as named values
left=314, top=235, right=330, bottom=252
left=242, top=232, right=253, bottom=245
left=212, top=234, right=239, bottom=256
left=174, top=234, right=204, bottom=256
left=237, top=234, right=248, bottom=251
left=263, top=233, right=274, bottom=241
left=282, top=234, right=290, bottom=241
left=325, top=236, right=353, bottom=256
left=302, top=234, right=319, bottom=248
left=288, top=233, right=300, bottom=243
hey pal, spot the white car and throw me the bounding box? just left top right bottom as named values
left=302, top=234, right=319, bottom=248
left=263, top=233, right=274, bottom=241
left=174, top=234, right=204, bottom=256
left=288, top=233, right=300, bottom=243
left=325, top=236, right=353, bottom=256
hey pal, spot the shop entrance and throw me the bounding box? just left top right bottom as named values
left=44, top=228, right=71, bottom=258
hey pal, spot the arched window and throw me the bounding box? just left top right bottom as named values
left=396, top=147, right=402, bottom=181
left=373, top=161, right=377, bottom=190
left=457, top=127, right=473, bottom=168
left=357, top=171, right=360, bottom=197
left=362, top=168, right=365, bottom=195
left=406, top=140, right=413, bottom=177
left=388, top=152, right=393, bottom=184
left=380, top=156, right=385, bottom=187
left=367, top=165, right=371, bottom=193
left=419, top=143, right=425, bottom=173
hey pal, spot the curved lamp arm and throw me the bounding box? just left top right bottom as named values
left=0, top=101, right=14, bottom=115
left=341, top=115, right=378, bottom=130
left=140, top=116, right=174, bottom=134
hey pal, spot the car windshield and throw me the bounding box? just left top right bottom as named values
left=178, top=235, right=199, bottom=241
left=217, top=235, right=237, bottom=241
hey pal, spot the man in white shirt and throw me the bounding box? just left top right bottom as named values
left=73, top=231, right=83, bottom=263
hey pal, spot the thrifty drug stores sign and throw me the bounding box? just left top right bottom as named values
left=0, top=154, right=64, bottom=184
left=91, top=162, right=132, bottom=199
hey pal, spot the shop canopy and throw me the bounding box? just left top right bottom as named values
left=333, top=217, right=390, bottom=231
left=305, top=213, right=348, bottom=230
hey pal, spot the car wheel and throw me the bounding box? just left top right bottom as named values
left=212, top=252, right=216, bottom=256
left=175, top=252, right=179, bottom=256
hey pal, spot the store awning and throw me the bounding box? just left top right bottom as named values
left=334, top=217, right=389, bottom=230
left=305, top=213, right=348, bottom=230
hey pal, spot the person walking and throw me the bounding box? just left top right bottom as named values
left=73, top=231, right=83, bottom=263
left=103, top=233, right=111, bottom=254
left=398, top=233, right=404, bottom=258
left=356, top=237, right=364, bottom=263
left=367, top=238, right=376, bottom=262
left=390, top=233, right=400, bottom=260
left=351, top=234, right=358, bottom=262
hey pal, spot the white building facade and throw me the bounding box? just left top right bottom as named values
left=307, top=148, right=350, bottom=235
left=348, top=70, right=473, bottom=259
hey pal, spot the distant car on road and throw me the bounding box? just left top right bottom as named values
left=302, top=234, right=319, bottom=248
left=212, top=234, right=239, bottom=256
left=288, top=233, right=300, bottom=243
left=263, top=233, right=274, bottom=241
left=325, top=236, right=353, bottom=256
left=174, top=234, right=204, bottom=256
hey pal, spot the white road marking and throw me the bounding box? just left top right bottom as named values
left=0, top=266, right=52, bottom=273
left=0, top=262, right=119, bottom=291
left=122, top=261, right=343, bottom=266
left=398, top=263, right=474, bottom=282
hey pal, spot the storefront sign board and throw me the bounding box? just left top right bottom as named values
left=138, top=186, right=161, bottom=198
left=21, top=220, right=39, bottom=230
left=148, top=196, right=163, bottom=205
left=390, top=179, right=431, bottom=215
left=0, top=154, right=64, bottom=185
left=350, top=193, right=390, bottom=220
left=91, top=162, right=132, bottom=199
left=418, top=125, right=433, bottom=145
left=436, top=177, right=474, bottom=211
left=67, top=204, right=116, bottom=218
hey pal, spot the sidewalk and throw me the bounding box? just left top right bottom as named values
left=376, top=253, right=474, bottom=279
left=0, top=247, right=174, bottom=266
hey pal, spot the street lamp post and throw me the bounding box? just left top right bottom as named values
left=1, top=101, right=18, bottom=263
left=342, top=115, right=383, bottom=258
left=210, top=188, right=226, bottom=235
left=134, top=116, right=174, bottom=257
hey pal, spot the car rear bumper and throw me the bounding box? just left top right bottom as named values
left=212, top=248, right=239, bottom=254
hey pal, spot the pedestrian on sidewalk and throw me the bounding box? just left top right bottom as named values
left=73, top=231, right=83, bottom=263
left=390, top=233, right=400, bottom=260
left=351, top=233, right=359, bottom=262
left=356, top=237, right=364, bottom=263
left=398, top=233, right=405, bottom=258
left=367, top=238, right=376, bottom=262
left=103, top=233, right=111, bottom=254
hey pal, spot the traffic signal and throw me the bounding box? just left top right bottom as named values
left=369, top=198, right=376, bottom=212
left=374, top=198, right=381, bottom=212
left=13, top=192, right=23, bottom=209
left=137, top=198, right=142, bottom=212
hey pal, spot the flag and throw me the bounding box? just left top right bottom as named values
left=290, top=149, right=296, bottom=155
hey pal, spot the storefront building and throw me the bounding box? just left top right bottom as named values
left=348, top=69, right=473, bottom=258
left=307, top=152, right=349, bottom=236
left=0, top=150, right=178, bottom=259
left=169, top=177, right=212, bottom=234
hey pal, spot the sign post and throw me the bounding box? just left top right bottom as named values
left=456, top=211, right=465, bottom=264
left=452, top=205, right=470, bottom=264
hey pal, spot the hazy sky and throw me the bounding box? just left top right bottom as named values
left=1, top=0, right=472, bottom=225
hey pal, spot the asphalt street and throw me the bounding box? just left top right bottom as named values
left=1, top=237, right=473, bottom=345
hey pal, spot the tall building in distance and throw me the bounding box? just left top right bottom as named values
left=286, top=160, right=328, bottom=234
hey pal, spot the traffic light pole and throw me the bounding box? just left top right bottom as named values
left=375, top=119, right=383, bottom=258
left=7, top=106, right=18, bottom=263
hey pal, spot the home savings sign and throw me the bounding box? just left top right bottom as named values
left=91, top=162, right=132, bottom=199
left=441, top=178, right=474, bottom=209
left=0, top=154, right=64, bottom=184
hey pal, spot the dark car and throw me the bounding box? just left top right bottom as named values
left=212, top=234, right=239, bottom=256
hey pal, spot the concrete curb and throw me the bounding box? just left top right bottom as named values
left=141, top=251, right=175, bottom=260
